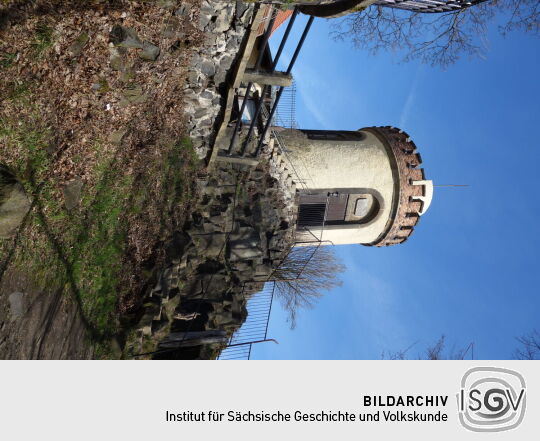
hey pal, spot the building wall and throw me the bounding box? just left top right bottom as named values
left=277, top=128, right=396, bottom=245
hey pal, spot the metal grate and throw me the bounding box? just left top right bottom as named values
left=217, top=282, right=276, bottom=360
left=274, top=81, right=298, bottom=129
left=297, top=203, right=326, bottom=227
left=217, top=343, right=252, bottom=360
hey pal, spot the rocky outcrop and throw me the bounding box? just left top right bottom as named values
left=130, top=157, right=297, bottom=359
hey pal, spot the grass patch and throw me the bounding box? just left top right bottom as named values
left=0, top=117, right=50, bottom=184
left=31, top=23, right=54, bottom=55
left=1, top=80, right=32, bottom=104
left=69, top=168, right=133, bottom=336
left=0, top=0, right=203, bottom=359
left=0, top=51, right=16, bottom=69
left=1, top=117, right=200, bottom=352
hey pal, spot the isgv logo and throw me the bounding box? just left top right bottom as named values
left=457, top=367, right=526, bottom=432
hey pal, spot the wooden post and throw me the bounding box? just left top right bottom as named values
left=242, top=69, right=293, bottom=87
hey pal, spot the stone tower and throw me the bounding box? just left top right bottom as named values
left=276, top=126, right=433, bottom=246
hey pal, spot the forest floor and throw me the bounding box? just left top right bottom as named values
left=0, top=0, right=203, bottom=358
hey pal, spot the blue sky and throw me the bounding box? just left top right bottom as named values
left=251, top=9, right=540, bottom=360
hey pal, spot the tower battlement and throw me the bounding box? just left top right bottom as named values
left=364, top=126, right=432, bottom=247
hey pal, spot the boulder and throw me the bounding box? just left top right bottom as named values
left=68, top=32, right=89, bottom=57
left=110, top=25, right=143, bottom=49
left=63, top=178, right=83, bottom=210
left=8, top=292, right=25, bottom=320
left=0, top=168, right=31, bottom=238
left=139, top=41, right=160, bottom=61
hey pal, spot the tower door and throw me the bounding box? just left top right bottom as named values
left=297, top=193, right=349, bottom=227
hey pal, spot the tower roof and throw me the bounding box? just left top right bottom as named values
left=362, top=126, right=432, bottom=247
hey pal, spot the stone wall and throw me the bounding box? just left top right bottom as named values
left=183, top=1, right=256, bottom=158
left=131, top=157, right=297, bottom=358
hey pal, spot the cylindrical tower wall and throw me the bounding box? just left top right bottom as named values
left=277, top=129, right=394, bottom=193
left=278, top=128, right=396, bottom=245
left=276, top=126, right=429, bottom=247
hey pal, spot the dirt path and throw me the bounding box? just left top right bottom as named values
left=0, top=268, right=92, bottom=359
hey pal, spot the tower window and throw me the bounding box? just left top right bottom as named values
left=354, top=198, right=369, bottom=217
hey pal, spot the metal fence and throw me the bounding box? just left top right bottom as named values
left=217, top=282, right=276, bottom=360
left=217, top=237, right=329, bottom=360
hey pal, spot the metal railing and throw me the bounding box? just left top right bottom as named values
left=217, top=282, right=276, bottom=360
left=294, top=193, right=330, bottom=244
left=226, top=7, right=314, bottom=158
left=274, top=81, right=298, bottom=129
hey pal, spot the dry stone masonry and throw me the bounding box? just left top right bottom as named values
left=133, top=158, right=297, bottom=359
left=184, top=1, right=256, bottom=158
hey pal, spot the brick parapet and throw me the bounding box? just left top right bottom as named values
left=363, top=126, right=427, bottom=247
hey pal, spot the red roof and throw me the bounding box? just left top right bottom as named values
left=271, top=10, right=294, bottom=36
left=257, top=8, right=294, bottom=36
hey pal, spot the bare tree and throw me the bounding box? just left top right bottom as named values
left=332, top=1, right=540, bottom=67
left=272, top=245, right=345, bottom=329
left=384, top=331, right=540, bottom=360
left=514, top=330, right=540, bottom=360
left=383, top=335, right=475, bottom=359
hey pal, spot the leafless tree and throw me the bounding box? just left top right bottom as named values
left=514, top=329, right=540, bottom=360
left=272, top=245, right=345, bottom=329
left=383, top=335, right=475, bottom=359
left=332, top=1, right=539, bottom=68
left=384, top=331, right=540, bottom=360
